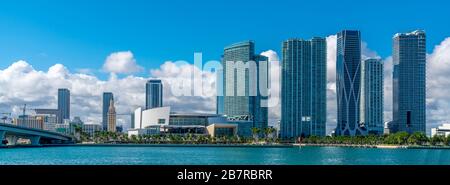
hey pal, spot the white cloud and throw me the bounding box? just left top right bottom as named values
left=426, top=37, right=450, bottom=131
left=150, top=61, right=217, bottom=114
left=261, top=50, right=281, bottom=126
left=102, top=51, right=143, bottom=74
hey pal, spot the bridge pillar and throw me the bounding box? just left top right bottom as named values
left=6, top=135, right=18, bottom=146
left=30, top=136, right=41, bottom=146
left=0, top=131, right=5, bottom=147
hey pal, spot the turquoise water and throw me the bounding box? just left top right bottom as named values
left=1, top=146, right=450, bottom=165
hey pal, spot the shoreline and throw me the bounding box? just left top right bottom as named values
left=2, top=143, right=450, bottom=149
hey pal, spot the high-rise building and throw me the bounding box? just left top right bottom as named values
left=102, top=92, right=114, bottom=131
left=146, top=80, right=163, bottom=110
left=57, top=88, right=70, bottom=124
left=107, top=98, right=117, bottom=132
left=392, top=30, right=426, bottom=134
left=280, top=37, right=327, bottom=139
left=361, top=58, right=384, bottom=135
left=221, top=41, right=268, bottom=130
left=335, top=30, right=365, bottom=136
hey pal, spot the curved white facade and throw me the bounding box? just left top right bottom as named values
left=134, top=107, right=170, bottom=129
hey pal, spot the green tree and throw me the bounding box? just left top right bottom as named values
left=407, top=132, right=428, bottom=146
left=431, top=135, right=446, bottom=146
left=251, top=127, right=261, bottom=142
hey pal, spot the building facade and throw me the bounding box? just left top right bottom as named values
left=361, top=59, right=384, bottom=135
left=280, top=37, right=327, bottom=139
left=221, top=41, right=268, bottom=130
left=82, top=124, right=103, bottom=137
left=431, top=124, right=450, bottom=137
left=392, top=30, right=427, bottom=134
left=102, top=92, right=114, bottom=131
left=130, top=107, right=252, bottom=137
left=107, top=99, right=117, bottom=132
left=146, top=79, right=163, bottom=110
left=57, top=88, right=70, bottom=124
left=335, top=30, right=365, bottom=136
left=14, top=115, right=44, bottom=130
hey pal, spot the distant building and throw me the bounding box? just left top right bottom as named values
left=335, top=30, right=364, bottom=136
left=431, top=124, right=450, bottom=137
left=57, top=88, right=70, bottom=124
left=13, top=115, right=44, bottom=130
left=35, top=109, right=59, bottom=115
left=280, top=37, right=327, bottom=139
left=130, top=112, right=135, bottom=130
left=107, top=99, right=117, bottom=132
left=102, top=92, right=114, bottom=131
left=146, top=79, right=163, bottom=110
left=221, top=41, right=268, bottom=131
left=361, top=59, right=384, bottom=135
left=55, top=123, right=72, bottom=135
left=392, top=30, right=427, bottom=134
left=41, top=114, right=58, bottom=132
left=82, top=124, right=102, bottom=137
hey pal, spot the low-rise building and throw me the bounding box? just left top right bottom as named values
left=13, top=115, right=44, bottom=130
left=431, top=124, right=450, bottom=137
left=82, top=124, right=103, bottom=136
left=207, top=124, right=238, bottom=137
left=129, top=107, right=253, bottom=138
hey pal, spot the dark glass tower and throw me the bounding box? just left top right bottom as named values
left=221, top=41, right=268, bottom=130
left=102, top=92, right=114, bottom=131
left=145, top=79, right=163, bottom=110
left=57, top=88, right=70, bottom=124
left=392, top=30, right=426, bottom=134
left=280, top=37, right=327, bottom=139
left=335, top=30, right=365, bottom=136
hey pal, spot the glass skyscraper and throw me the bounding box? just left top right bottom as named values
left=280, top=38, right=327, bottom=139
left=361, top=59, right=384, bottom=135
left=102, top=92, right=114, bottom=131
left=146, top=79, right=163, bottom=110
left=221, top=41, right=268, bottom=130
left=392, top=30, right=426, bottom=134
left=57, top=88, right=70, bottom=124
left=335, top=30, right=365, bottom=136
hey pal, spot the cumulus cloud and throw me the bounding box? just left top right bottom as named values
left=260, top=50, right=281, bottom=126
left=102, top=51, right=143, bottom=74
left=150, top=61, right=217, bottom=114
left=426, top=37, right=450, bottom=131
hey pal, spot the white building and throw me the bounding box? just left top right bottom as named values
left=129, top=106, right=245, bottom=137
left=431, top=124, right=450, bottom=137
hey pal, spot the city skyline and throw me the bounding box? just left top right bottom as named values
left=2, top=30, right=447, bottom=136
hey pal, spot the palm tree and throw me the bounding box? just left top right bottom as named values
left=251, top=127, right=261, bottom=143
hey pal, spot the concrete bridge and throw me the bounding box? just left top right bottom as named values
left=0, top=123, right=73, bottom=147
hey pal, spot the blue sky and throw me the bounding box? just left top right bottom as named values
left=1, top=0, right=449, bottom=79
